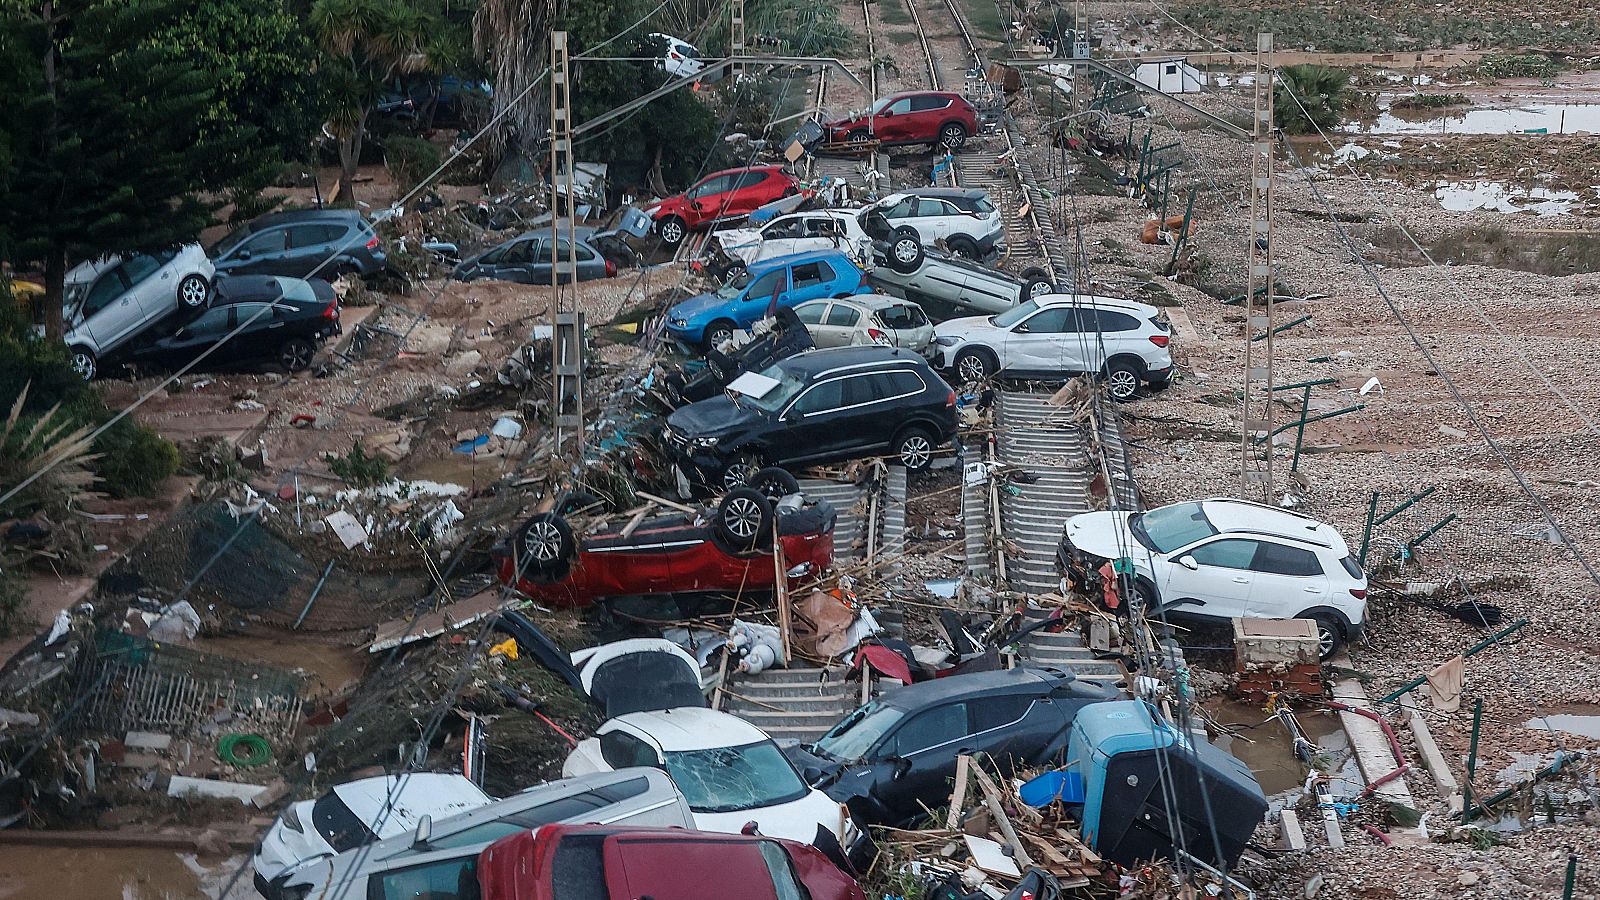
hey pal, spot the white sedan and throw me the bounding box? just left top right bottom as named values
left=710, top=209, right=872, bottom=276
left=563, top=706, right=857, bottom=851
left=650, top=32, right=706, bottom=79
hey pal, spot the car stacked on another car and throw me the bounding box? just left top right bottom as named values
left=62, top=244, right=215, bottom=380
left=646, top=165, right=800, bottom=247
left=708, top=208, right=872, bottom=279
left=932, top=293, right=1174, bottom=400
left=866, top=189, right=1005, bottom=260
left=662, top=346, right=958, bottom=494
left=123, top=274, right=342, bottom=374
left=865, top=229, right=1054, bottom=322
left=1057, top=498, right=1370, bottom=658
left=664, top=249, right=867, bottom=350
left=824, top=91, right=979, bottom=149
left=794, top=294, right=934, bottom=357
left=209, top=208, right=387, bottom=281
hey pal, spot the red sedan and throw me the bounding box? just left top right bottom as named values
left=478, top=823, right=867, bottom=900
left=825, top=90, right=978, bottom=149
left=496, top=487, right=835, bottom=607
left=645, top=165, right=799, bottom=247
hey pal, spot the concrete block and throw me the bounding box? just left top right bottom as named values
left=167, top=776, right=269, bottom=804
left=1234, top=617, right=1321, bottom=668
left=124, top=731, right=172, bottom=752
left=1279, top=809, right=1307, bottom=851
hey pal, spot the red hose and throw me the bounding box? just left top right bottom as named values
left=1362, top=824, right=1392, bottom=846
left=1324, top=701, right=1410, bottom=799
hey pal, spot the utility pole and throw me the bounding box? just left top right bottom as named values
left=549, top=31, right=584, bottom=470
left=731, top=0, right=746, bottom=75
left=1239, top=32, right=1276, bottom=502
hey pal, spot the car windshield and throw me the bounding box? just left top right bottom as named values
left=716, top=269, right=753, bottom=299
left=661, top=741, right=809, bottom=813
left=739, top=364, right=807, bottom=412
left=812, top=700, right=904, bottom=761
left=992, top=299, right=1040, bottom=329
left=1129, top=502, right=1219, bottom=553
left=311, top=792, right=379, bottom=854
left=209, top=226, right=252, bottom=259
left=63, top=281, right=88, bottom=308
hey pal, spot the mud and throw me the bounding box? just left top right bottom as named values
left=0, top=848, right=252, bottom=900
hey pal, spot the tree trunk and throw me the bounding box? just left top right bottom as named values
left=333, top=109, right=370, bottom=207
left=43, top=250, right=66, bottom=342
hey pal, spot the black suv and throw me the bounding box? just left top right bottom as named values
left=209, top=208, right=388, bottom=281
left=662, top=346, right=958, bottom=494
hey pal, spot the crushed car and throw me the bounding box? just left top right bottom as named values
left=664, top=306, right=816, bottom=406
left=62, top=244, right=214, bottom=380
left=664, top=249, right=868, bottom=350
left=121, top=274, right=341, bottom=374
left=865, top=227, right=1055, bottom=322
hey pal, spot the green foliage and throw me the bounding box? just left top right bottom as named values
left=1163, top=4, right=1597, bottom=53
left=0, top=563, right=29, bottom=639
left=325, top=441, right=390, bottom=487
left=384, top=135, right=444, bottom=193
left=93, top=421, right=180, bottom=498
left=1275, top=65, right=1349, bottom=135
left=1479, top=54, right=1565, bottom=81
left=1390, top=93, right=1469, bottom=110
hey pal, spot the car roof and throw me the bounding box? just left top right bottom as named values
left=748, top=248, right=855, bottom=273
left=1032, top=293, right=1159, bottom=317
left=614, top=707, right=768, bottom=750
left=1194, top=498, right=1346, bottom=550
left=811, top=293, right=915, bottom=312
left=882, top=187, right=987, bottom=201
left=511, top=225, right=598, bottom=241
left=881, top=667, right=1057, bottom=709
left=328, top=773, right=489, bottom=830
left=707, top=164, right=785, bottom=179
left=884, top=90, right=960, bottom=100
left=247, top=208, right=364, bottom=229
left=779, top=345, right=928, bottom=376
left=64, top=255, right=123, bottom=283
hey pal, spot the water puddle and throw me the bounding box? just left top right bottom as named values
left=1525, top=712, right=1600, bottom=740
left=1206, top=701, right=1353, bottom=808
left=1355, top=102, right=1600, bottom=135
left=0, top=848, right=250, bottom=899
left=1434, top=179, right=1582, bottom=216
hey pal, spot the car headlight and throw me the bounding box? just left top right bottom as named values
left=280, top=806, right=303, bottom=833
left=691, top=436, right=719, bottom=449
left=670, top=318, right=688, bottom=327
left=934, top=335, right=962, bottom=347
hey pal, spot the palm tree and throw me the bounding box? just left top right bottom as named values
left=473, top=0, right=564, bottom=158
left=1275, top=64, right=1349, bottom=135
left=311, top=0, right=433, bottom=205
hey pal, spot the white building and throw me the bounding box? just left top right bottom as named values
left=1133, top=58, right=1207, bottom=93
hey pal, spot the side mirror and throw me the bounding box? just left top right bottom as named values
left=802, top=766, right=822, bottom=785
left=1177, top=556, right=1199, bottom=571
left=237, top=249, right=252, bottom=260
left=1013, top=324, right=1029, bottom=334
left=412, top=814, right=432, bottom=848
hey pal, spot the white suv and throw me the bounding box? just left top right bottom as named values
left=867, top=189, right=1004, bottom=259
left=709, top=209, right=871, bottom=277
left=931, top=294, right=1173, bottom=400
left=1057, top=499, right=1369, bottom=658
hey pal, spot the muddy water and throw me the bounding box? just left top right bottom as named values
left=1526, top=706, right=1600, bottom=740
left=1356, top=102, right=1600, bottom=135
left=0, top=848, right=253, bottom=899
left=196, top=634, right=367, bottom=696
left=1206, top=701, right=1351, bottom=806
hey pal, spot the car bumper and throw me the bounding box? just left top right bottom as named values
left=933, top=342, right=962, bottom=369
left=1146, top=362, right=1173, bottom=383
left=664, top=321, right=703, bottom=344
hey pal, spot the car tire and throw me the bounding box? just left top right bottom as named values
left=953, top=347, right=996, bottom=383
left=714, top=487, right=774, bottom=552
left=721, top=452, right=764, bottom=491
left=1105, top=359, right=1142, bottom=402
left=657, top=215, right=687, bottom=247
left=720, top=261, right=747, bottom=282
left=749, top=466, right=800, bottom=502
left=177, top=274, right=210, bottom=309
left=1311, top=615, right=1344, bottom=660
left=703, top=319, right=736, bottom=351
left=887, top=227, right=924, bottom=274
left=517, top=513, right=575, bottom=573
left=278, top=337, right=316, bottom=372
left=892, top=426, right=936, bottom=471
left=948, top=236, right=980, bottom=260
left=1020, top=267, right=1054, bottom=300
left=1132, top=578, right=1158, bottom=613
left=69, top=347, right=97, bottom=381
left=939, top=122, right=969, bottom=149
left=846, top=128, right=870, bottom=144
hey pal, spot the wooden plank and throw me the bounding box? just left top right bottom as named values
left=367, top=589, right=509, bottom=653
left=618, top=503, right=656, bottom=539
left=945, top=755, right=972, bottom=830
left=635, top=490, right=696, bottom=513
left=970, top=764, right=1035, bottom=869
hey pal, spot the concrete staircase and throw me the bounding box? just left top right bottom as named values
left=719, top=665, right=858, bottom=742
left=1014, top=609, right=1128, bottom=688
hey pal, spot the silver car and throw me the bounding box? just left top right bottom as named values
left=795, top=294, right=935, bottom=357
left=268, top=767, right=692, bottom=900
left=63, top=244, right=214, bottom=379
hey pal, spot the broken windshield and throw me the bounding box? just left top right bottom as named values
left=1129, top=502, right=1218, bottom=554
left=661, top=741, right=809, bottom=813
left=812, top=699, right=904, bottom=761
left=740, top=364, right=807, bottom=412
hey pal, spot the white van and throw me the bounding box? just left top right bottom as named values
left=265, top=768, right=692, bottom=900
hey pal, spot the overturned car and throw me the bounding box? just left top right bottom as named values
left=495, top=475, right=835, bottom=607
left=664, top=307, right=815, bottom=407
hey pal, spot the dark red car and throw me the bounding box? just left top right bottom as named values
left=825, top=90, right=978, bottom=149
left=645, top=165, right=799, bottom=247
left=478, top=823, right=867, bottom=900
left=496, top=485, right=835, bottom=607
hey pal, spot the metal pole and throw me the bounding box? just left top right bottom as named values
left=1359, top=491, right=1380, bottom=565
left=293, top=560, right=337, bottom=630
left=1290, top=385, right=1311, bottom=472
left=1563, top=848, right=1578, bottom=900
left=1462, top=697, right=1482, bottom=823
left=1240, top=32, right=1275, bottom=502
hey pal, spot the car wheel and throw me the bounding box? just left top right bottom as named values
left=721, top=261, right=747, bottom=282
left=1312, top=615, right=1344, bottom=659
left=887, top=227, right=924, bottom=274
left=892, top=427, right=936, bottom=471
left=1132, top=578, right=1158, bottom=613
left=948, top=236, right=980, bottom=260
left=749, top=466, right=800, bottom=502
left=846, top=128, right=870, bottom=144
left=721, top=453, right=763, bottom=491
left=69, top=347, right=97, bottom=381
left=1105, top=360, right=1142, bottom=402
left=178, top=274, right=210, bottom=309
left=953, top=348, right=995, bottom=383
left=715, top=487, right=774, bottom=552
left=518, top=513, right=575, bottom=571
left=939, top=122, right=968, bottom=149
left=703, top=319, right=736, bottom=351
left=1020, top=267, right=1054, bottom=300
left=658, top=215, right=687, bottom=247
left=278, top=337, right=316, bottom=372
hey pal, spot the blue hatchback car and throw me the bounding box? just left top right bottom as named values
left=666, top=249, right=867, bottom=349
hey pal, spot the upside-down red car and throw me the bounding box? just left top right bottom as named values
left=645, top=165, right=800, bottom=247
left=477, top=823, right=867, bottom=900
left=495, top=475, right=835, bottom=607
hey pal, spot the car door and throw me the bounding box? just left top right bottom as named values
left=613, top=835, right=779, bottom=900
left=735, top=268, right=789, bottom=329
left=779, top=376, right=849, bottom=463
left=1167, top=537, right=1262, bottom=620
left=792, top=301, right=836, bottom=346
left=788, top=260, right=836, bottom=305
left=823, top=303, right=864, bottom=345
left=231, top=227, right=292, bottom=276
left=917, top=198, right=960, bottom=242
left=967, top=693, right=1042, bottom=770
left=873, top=96, right=915, bottom=142
left=119, top=253, right=174, bottom=322
left=880, top=701, right=970, bottom=821
left=1246, top=540, right=1331, bottom=617
left=152, top=305, right=234, bottom=369
left=77, top=265, right=137, bottom=347
left=729, top=170, right=776, bottom=217
left=1001, top=306, right=1077, bottom=374
left=500, top=237, right=545, bottom=283
left=684, top=174, right=734, bottom=226
left=837, top=370, right=924, bottom=456
left=907, top=94, right=946, bottom=140
left=284, top=224, right=337, bottom=278
left=1076, top=307, right=1138, bottom=371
